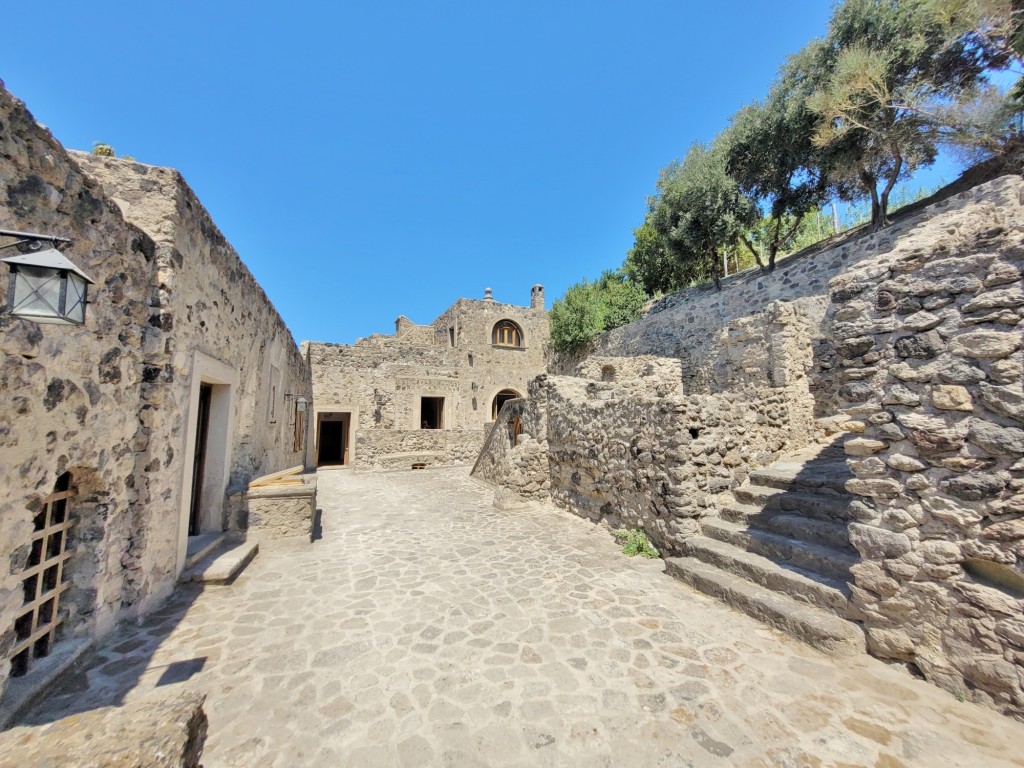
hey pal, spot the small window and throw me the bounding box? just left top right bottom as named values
left=421, top=397, right=444, bottom=429
left=10, top=472, right=74, bottom=677
left=492, top=320, right=523, bottom=348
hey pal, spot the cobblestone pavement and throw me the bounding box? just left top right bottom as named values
left=23, top=468, right=1024, bottom=767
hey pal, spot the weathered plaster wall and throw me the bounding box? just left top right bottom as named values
left=0, top=83, right=311, bottom=701
left=309, top=292, right=548, bottom=469
left=824, top=177, right=1024, bottom=716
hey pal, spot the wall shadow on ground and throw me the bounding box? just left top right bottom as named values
left=11, top=583, right=206, bottom=728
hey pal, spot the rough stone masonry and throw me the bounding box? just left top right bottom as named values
left=476, top=171, right=1024, bottom=718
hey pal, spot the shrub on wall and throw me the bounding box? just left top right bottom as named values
left=550, top=270, right=647, bottom=353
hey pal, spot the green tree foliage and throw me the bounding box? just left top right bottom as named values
left=806, top=0, right=999, bottom=228
left=624, top=220, right=704, bottom=295
left=645, top=140, right=758, bottom=291
left=549, top=270, right=647, bottom=354
left=725, top=52, right=832, bottom=271
left=91, top=142, right=115, bottom=157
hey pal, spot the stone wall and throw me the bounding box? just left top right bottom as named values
left=474, top=171, right=1024, bottom=715
left=308, top=291, right=548, bottom=470
left=0, top=83, right=310, bottom=702
left=825, top=177, right=1024, bottom=716
left=474, top=349, right=814, bottom=555
left=0, top=84, right=160, bottom=701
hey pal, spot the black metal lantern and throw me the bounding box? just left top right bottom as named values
left=1, top=230, right=93, bottom=325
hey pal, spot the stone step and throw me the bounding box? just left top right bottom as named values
left=184, top=533, right=225, bottom=569
left=748, top=462, right=852, bottom=495
left=665, top=557, right=865, bottom=657
left=179, top=540, right=259, bottom=584
left=701, top=518, right=857, bottom=582
left=720, top=503, right=855, bottom=553
left=680, top=536, right=852, bottom=617
left=733, top=485, right=854, bottom=523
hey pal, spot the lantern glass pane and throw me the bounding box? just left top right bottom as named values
left=12, top=266, right=62, bottom=318
left=65, top=274, right=86, bottom=323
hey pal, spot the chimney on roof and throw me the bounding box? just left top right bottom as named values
left=483, top=287, right=494, bottom=302
left=530, top=284, right=545, bottom=310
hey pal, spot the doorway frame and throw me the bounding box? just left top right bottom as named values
left=316, top=411, right=352, bottom=467
left=314, top=405, right=358, bottom=467
left=175, top=352, right=238, bottom=579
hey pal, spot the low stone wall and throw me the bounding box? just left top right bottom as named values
left=247, top=475, right=318, bottom=541
left=474, top=357, right=813, bottom=555
left=355, top=429, right=484, bottom=470
left=827, top=179, right=1024, bottom=716
left=0, top=689, right=207, bottom=767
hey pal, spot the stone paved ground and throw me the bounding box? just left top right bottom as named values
left=21, top=468, right=1024, bottom=767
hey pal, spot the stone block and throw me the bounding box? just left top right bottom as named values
left=846, top=478, right=903, bottom=500
left=962, top=286, right=1024, bottom=313
left=932, top=385, right=973, bottom=411
left=844, top=438, right=887, bottom=456
left=849, top=522, right=914, bottom=559
left=940, top=473, right=1006, bottom=502
left=883, top=384, right=921, bottom=407
left=948, top=331, right=1021, bottom=360
left=247, top=474, right=318, bottom=541
left=979, top=383, right=1024, bottom=424
left=886, top=454, right=927, bottom=472
left=896, top=412, right=968, bottom=455
left=866, top=627, right=916, bottom=660
left=0, top=690, right=207, bottom=767
left=968, top=420, right=1024, bottom=456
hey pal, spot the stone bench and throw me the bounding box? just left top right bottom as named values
left=246, top=470, right=318, bottom=542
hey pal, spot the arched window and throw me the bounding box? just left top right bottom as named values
left=11, top=472, right=73, bottom=677
left=492, top=320, right=523, bottom=348
left=491, top=388, right=522, bottom=419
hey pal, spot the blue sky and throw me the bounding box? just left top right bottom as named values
left=3, top=1, right=964, bottom=343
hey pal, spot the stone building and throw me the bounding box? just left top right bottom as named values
left=307, top=286, right=548, bottom=469
left=0, top=83, right=312, bottom=712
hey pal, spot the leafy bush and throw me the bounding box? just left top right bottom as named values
left=91, top=142, right=115, bottom=157
left=549, top=269, right=647, bottom=354
left=612, top=528, right=660, bottom=558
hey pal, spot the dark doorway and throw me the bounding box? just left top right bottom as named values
left=491, top=388, right=521, bottom=420
left=319, top=421, right=344, bottom=465
left=188, top=384, right=213, bottom=536
left=421, top=397, right=444, bottom=429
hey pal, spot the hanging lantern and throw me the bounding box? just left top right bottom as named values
left=1, top=231, right=93, bottom=325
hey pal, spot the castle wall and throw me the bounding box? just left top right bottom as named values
left=475, top=173, right=1024, bottom=715
left=0, top=84, right=310, bottom=702
left=825, top=180, right=1024, bottom=716
left=309, top=294, right=548, bottom=470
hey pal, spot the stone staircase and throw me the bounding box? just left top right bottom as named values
left=666, top=442, right=866, bottom=656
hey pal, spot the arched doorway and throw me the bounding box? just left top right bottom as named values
left=491, top=388, right=522, bottom=419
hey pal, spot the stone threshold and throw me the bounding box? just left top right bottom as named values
left=0, top=637, right=92, bottom=729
